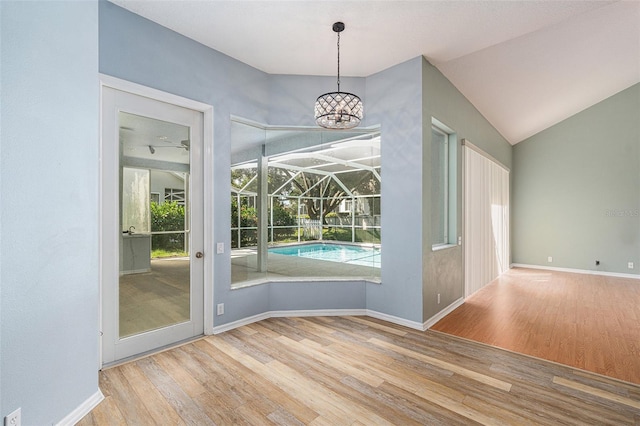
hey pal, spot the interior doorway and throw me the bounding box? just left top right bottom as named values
left=100, top=81, right=211, bottom=366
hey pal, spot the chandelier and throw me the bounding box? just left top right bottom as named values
left=314, top=22, right=363, bottom=129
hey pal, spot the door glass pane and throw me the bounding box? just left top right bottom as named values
left=119, top=112, right=191, bottom=338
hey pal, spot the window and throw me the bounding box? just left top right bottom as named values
left=230, top=120, right=382, bottom=287
left=431, top=121, right=456, bottom=248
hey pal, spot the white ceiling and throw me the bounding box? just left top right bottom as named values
left=110, top=0, right=640, bottom=144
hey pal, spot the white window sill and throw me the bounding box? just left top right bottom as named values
left=432, top=243, right=458, bottom=252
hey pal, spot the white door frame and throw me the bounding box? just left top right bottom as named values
left=99, top=74, right=214, bottom=367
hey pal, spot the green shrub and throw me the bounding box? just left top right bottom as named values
left=151, top=201, right=185, bottom=252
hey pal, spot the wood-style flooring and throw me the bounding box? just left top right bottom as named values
left=119, top=258, right=190, bottom=337
left=79, top=316, right=640, bottom=425
left=432, top=267, right=640, bottom=385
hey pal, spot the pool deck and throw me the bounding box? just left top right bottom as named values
left=231, top=249, right=380, bottom=286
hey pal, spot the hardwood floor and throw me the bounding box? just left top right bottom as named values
left=119, top=258, right=190, bottom=337
left=79, top=316, right=640, bottom=425
left=431, top=267, right=640, bottom=385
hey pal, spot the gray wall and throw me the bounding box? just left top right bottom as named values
left=365, top=57, right=425, bottom=323
left=0, top=1, right=100, bottom=423
left=513, top=83, right=640, bottom=274
left=421, top=59, right=512, bottom=320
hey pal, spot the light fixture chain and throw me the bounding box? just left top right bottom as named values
left=337, top=31, right=340, bottom=91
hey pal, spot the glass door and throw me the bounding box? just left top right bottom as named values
left=101, top=87, right=204, bottom=365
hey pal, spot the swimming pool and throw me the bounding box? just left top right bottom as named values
left=269, top=243, right=381, bottom=268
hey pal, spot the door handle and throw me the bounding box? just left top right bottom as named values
left=195, top=251, right=204, bottom=259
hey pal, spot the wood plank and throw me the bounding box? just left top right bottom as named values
left=79, top=314, right=640, bottom=425
left=553, top=376, right=640, bottom=410
left=118, top=362, right=184, bottom=425
left=368, top=337, right=512, bottom=392
left=432, top=268, right=640, bottom=385
left=135, top=357, right=215, bottom=425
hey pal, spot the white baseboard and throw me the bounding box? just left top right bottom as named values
left=212, top=309, right=368, bottom=334
left=271, top=309, right=367, bottom=318
left=423, top=297, right=464, bottom=330
left=212, top=312, right=272, bottom=334
left=365, top=309, right=424, bottom=331
left=212, top=308, right=427, bottom=334
left=56, top=390, right=104, bottom=426
left=511, top=263, right=640, bottom=280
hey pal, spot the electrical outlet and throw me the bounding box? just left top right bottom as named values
left=595, top=260, right=600, bottom=266
left=628, top=262, right=634, bottom=269
left=437, top=293, right=441, bottom=304
left=217, top=303, right=224, bottom=315
left=5, top=407, right=21, bottom=426
left=547, top=256, right=553, bottom=263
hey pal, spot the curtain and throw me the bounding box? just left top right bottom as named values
left=464, top=145, right=510, bottom=297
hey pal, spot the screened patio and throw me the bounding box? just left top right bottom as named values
left=230, top=123, right=381, bottom=285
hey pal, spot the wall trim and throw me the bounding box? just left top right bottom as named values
left=461, top=138, right=510, bottom=172
left=212, top=312, right=269, bottom=334
left=365, top=309, right=424, bottom=331
left=55, top=390, right=104, bottom=426
left=511, top=263, right=640, bottom=280
left=211, top=309, right=427, bottom=334
left=271, top=309, right=367, bottom=318
left=423, top=297, right=465, bottom=330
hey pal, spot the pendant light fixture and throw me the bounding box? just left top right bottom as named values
left=314, top=22, right=363, bottom=129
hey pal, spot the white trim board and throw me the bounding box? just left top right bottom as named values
left=511, top=264, right=640, bottom=280
left=55, top=390, right=104, bottom=426
left=366, top=310, right=424, bottom=331
left=98, top=74, right=216, bottom=360
left=461, top=138, right=510, bottom=172
left=423, top=297, right=464, bottom=330
left=100, top=74, right=213, bottom=112
left=211, top=309, right=425, bottom=334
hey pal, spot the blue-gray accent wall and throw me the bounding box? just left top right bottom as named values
left=98, top=2, right=516, bottom=328
left=0, top=1, right=521, bottom=422
left=1, top=1, right=100, bottom=423
left=99, top=2, right=377, bottom=328
left=365, top=57, right=425, bottom=322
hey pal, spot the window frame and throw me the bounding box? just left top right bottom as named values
left=431, top=120, right=457, bottom=251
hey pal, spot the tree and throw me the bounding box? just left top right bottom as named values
left=283, top=169, right=380, bottom=223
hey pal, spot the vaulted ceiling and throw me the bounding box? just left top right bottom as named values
left=110, top=0, right=640, bottom=144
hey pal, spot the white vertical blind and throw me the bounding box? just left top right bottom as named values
left=464, top=144, right=510, bottom=297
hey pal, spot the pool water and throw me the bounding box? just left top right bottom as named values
left=269, top=243, right=381, bottom=268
